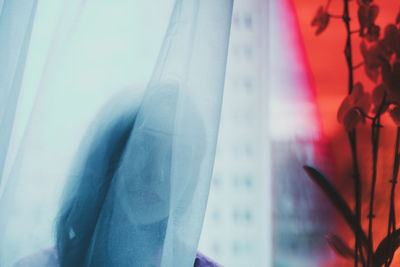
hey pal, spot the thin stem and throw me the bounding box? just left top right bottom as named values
left=359, top=245, right=367, bottom=267
left=343, top=1, right=354, bottom=95
left=348, top=130, right=363, bottom=267
left=367, top=117, right=380, bottom=262
left=385, top=127, right=400, bottom=266
left=343, top=1, right=361, bottom=266
left=353, top=62, right=365, bottom=70
left=354, top=107, right=374, bottom=120
left=328, top=13, right=344, bottom=18
left=367, top=94, right=386, bottom=266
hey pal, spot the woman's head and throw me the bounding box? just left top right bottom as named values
left=56, top=91, right=139, bottom=267
left=114, top=83, right=206, bottom=225
left=56, top=85, right=206, bottom=266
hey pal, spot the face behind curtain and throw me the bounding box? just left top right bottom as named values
left=61, top=85, right=206, bottom=267
left=0, top=0, right=233, bottom=266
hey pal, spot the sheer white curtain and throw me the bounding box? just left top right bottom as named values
left=0, top=0, right=37, bottom=187
left=0, top=0, right=233, bottom=266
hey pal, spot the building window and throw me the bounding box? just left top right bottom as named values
left=245, top=174, right=253, bottom=188
left=244, top=78, right=253, bottom=93
left=245, top=209, right=253, bottom=222
left=232, top=239, right=253, bottom=255
left=232, top=173, right=254, bottom=189
left=232, top=209, right=254, bottom=224
left=244, top=14, right=253, bottom=29
left=245, top=143, right=254, bottom=158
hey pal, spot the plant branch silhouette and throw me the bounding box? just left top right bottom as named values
left=308, top=0, right=400, bottom=266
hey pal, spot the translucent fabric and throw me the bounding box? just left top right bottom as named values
left=0, top=0, right=37, bottom=185
left=0, top=0, right=233, bottom=266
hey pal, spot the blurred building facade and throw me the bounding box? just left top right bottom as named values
left=198, top=0, right=271, bottom=266
left=199, top=0, right=336, bottom=266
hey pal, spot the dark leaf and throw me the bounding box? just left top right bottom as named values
left=393, top=61, right=400, bottom=90
left=358, top=5, right=368, bottom=32
left=360, top=41, right=382, bottom=70
left=359, top=5, right=379, bottom=36
left=303, top=166, right=370, bottom=253
left=372, top=84, right=386, bottom=106
left=373, top=228, right=400, bottom=267
left=311, top=6, right=324, bottom=26
left=384, top=24, right=398, bottom=42
left=365, top=66, right=379, bottom=83
left=381, top=58, right=392, bottom=86
left=353, top=83, right=371, bottom=113
left=369, top=5, right=379, bottom=25
left=393, top=32, right=400, bottom=55
left=372, top=84, right=389, bottom=114
left=311, top=6, right=330, bottom=36
left=344, top=108, right=362, bottom=131
left=326, top=234, right=355, bottom=259
left=377, top=39, right=394, bottom=61
left=366, top=25, right=380, bottom=42
left=337, top=96, right=353, bottom=123
left=390, top=106, right=400, bottom=126
left=360, top=41, right=368, bottom=58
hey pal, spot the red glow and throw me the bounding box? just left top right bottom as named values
left=292, top=0, right=399, bottom=138
left=291, top=0, right=400, bottom=266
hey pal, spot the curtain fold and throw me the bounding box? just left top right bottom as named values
left=0, top=0, right=233, bottom=266
left=0, top=0, right=37, bottom=186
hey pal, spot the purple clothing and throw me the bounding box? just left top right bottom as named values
left=14, top=248, right=222, bottom=267
left=194, top=252, right=222, bottom=267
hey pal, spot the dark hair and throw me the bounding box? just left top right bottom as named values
left=56, top=104, right=136, bottom=267
left=55, top=89, right=206, bottom=266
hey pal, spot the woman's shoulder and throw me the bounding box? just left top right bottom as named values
left=195, top=252, right=223, bottom=267
left=13, top=248, right=58, bottom=267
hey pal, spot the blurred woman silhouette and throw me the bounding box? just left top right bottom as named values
left=0, top=0, right=232, bottom=266
left=14, top=86, right=220, bottom=267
